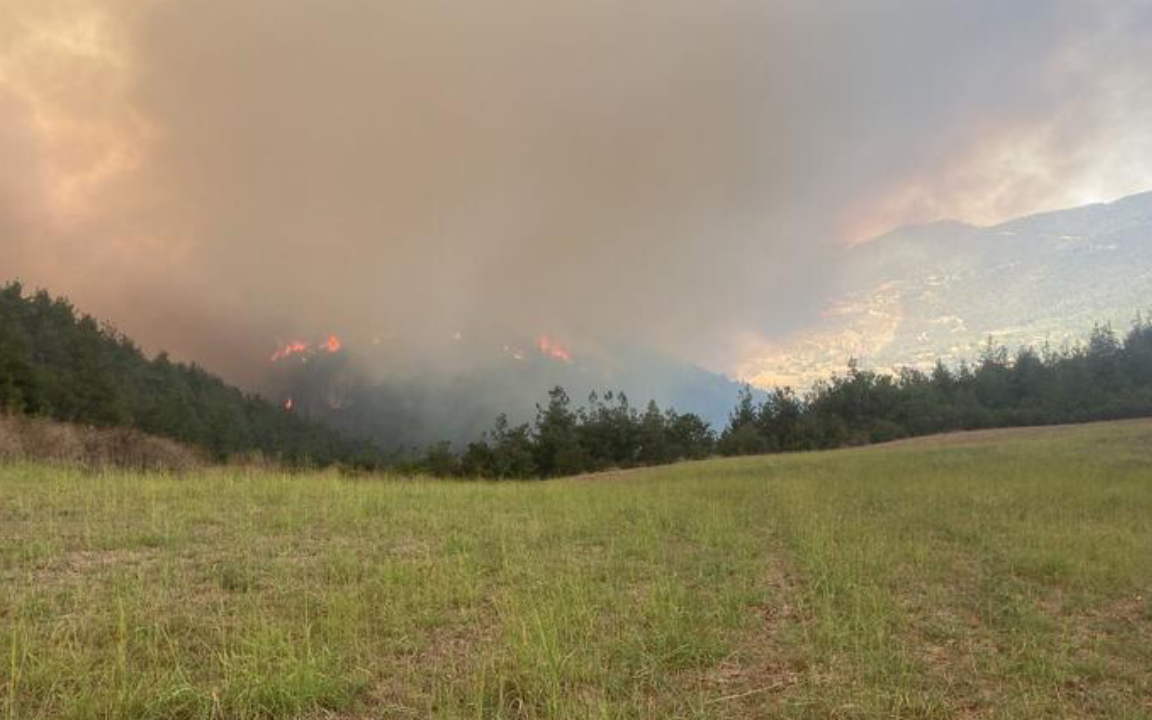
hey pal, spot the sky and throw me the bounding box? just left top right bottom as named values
left=2, top=0, right=1151, bottom=386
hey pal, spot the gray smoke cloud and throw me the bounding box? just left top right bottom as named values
left=2, top=0, right=1151, bottom=386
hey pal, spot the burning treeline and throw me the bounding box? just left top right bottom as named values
left=263, top=331, right=591, bottom=450
left=270, top=336, right=344, bottom=363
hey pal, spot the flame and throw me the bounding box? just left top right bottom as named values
left=270, top=341, right=309, bottom=362
left=536, top=335, right=573, bottom=363
left=284, top=398, right=294, bottom=410
left=270, top=335, right=344, bottom=362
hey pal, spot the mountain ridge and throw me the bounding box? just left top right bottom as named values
left=742, top=189, right=1152, bottom=388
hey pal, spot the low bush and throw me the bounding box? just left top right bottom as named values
left=0, top=414, right=204, bottom=472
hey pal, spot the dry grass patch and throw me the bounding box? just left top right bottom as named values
left=3, top=419, right=1152, bottom=719
left=0, top=414, right=203, bottom=472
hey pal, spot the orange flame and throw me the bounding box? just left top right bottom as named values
left=536, top=335, right=573, bottom=363
left=270, top=335, right=344, bottom=363
left=284, top=398, right=294, bottom=410
left=270, top=341, right=309, bottom=362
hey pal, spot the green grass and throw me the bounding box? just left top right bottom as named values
left=2, top=421, right=1151, bottom=719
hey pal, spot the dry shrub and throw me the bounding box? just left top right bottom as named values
left=89, top=427, right=204, bottom=472
left=0, top=414, right=25, bottom=461
left=0, top=414, right=205, bottom=472
left=19, top=418, right=86, bottom=465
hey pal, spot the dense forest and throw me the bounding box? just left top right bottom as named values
left=3, top=281, right=1152, bottom=477
left=712, top=320, right=1152, bottom=457
left=407, top=387, right=715, bottom=478
left=420, top=319, right=1152, bottom=478
left=0, top=282, right=383, bottom=468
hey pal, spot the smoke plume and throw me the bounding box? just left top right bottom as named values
left=2, top=0, right=1151, bottom=387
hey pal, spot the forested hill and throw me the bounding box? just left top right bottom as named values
left=6, top=278, right=1152, bottom=478
left=0, top=282, right=384, bottom=468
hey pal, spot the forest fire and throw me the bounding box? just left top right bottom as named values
left=270, top=341, right=308, bottom=362
left=269, top=336, right=344, bottom=363
left=536, top=335, right=573, bottom=363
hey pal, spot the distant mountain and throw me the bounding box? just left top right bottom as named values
left=744, top=191, right=1152, bottom=387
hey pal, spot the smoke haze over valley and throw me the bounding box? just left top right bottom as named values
left=3, top=0, right=1152, bottom=435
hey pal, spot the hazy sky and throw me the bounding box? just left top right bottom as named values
left=2, top=0, right=1151, bottom=384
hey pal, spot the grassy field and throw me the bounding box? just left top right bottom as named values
left=2, top=421, right=1151, bottom=719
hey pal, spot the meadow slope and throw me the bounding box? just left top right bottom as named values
left=2, top=421, right=1151, bottom=719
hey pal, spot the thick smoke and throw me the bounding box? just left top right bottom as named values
left=2, top=0, right=1151, bottom=387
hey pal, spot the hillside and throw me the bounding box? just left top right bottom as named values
left=744, top=191, right=1152, bottom=387
left=3, top=420, right=1149, bottom=718
left=267, top=341, right=754, bottom=451
left=7, top=278, right=1152, bottom=479
left=0, top=282, right=383, bottom=467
